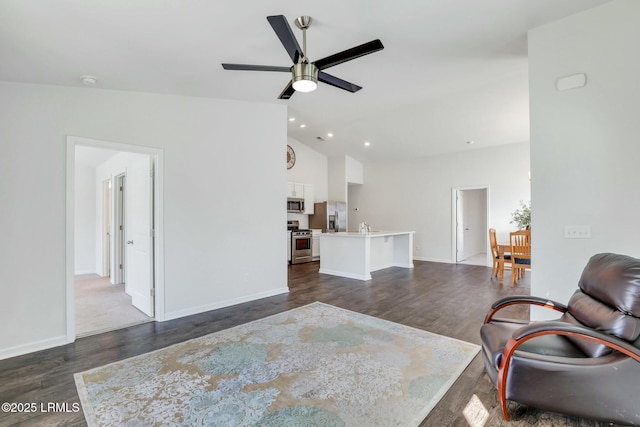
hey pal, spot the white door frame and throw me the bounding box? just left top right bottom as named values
left=101, top=178, right=111, bottom=277
left=451, top=185, right=490, bottom=265
left=65, top=136, right=165, bottom=343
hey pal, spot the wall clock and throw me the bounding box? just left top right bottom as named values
left=287, top=145, right=296, bottom=169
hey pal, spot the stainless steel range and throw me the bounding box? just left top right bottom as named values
left=288, top=220, right=312, bottom=264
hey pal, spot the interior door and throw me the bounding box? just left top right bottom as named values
left=125, top=156, right=154, bottom=317
left=461, top=190, right=475, bottom=260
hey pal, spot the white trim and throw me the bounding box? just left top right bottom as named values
left=0, top=335, right=68, bottom=361
left=413, top=256, right=455, bottom=264
left=382, top=262, right=414, bottom=269
left=66, top=136, right=166, bottom=345
left=162, top=287, right=290, bottom=321
left=66, top=143, right=75, bottom=342
left=319, top=268, right=372, bottom=281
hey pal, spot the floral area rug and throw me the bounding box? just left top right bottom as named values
left=74, top=302, right=479, bottom=426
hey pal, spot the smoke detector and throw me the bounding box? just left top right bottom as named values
left=80, top=75, right=97, bottom=86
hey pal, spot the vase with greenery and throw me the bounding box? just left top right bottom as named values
left=510, top=200, right=531, bottom=229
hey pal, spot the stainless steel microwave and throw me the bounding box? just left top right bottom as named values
left=287, top=198, right=305, bottom=213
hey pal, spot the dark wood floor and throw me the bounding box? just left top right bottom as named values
left=0, top=261, right=617, bottom=426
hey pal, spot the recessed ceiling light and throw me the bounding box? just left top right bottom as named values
left=327, top=132, right=333, bottom=138
left=466, top=140, right=475, bottom=145
left=288, top=117, right=296, bottom=122
left=364, top=141, right=371, bottom=147
left=300, top=124, right=306, bottom=128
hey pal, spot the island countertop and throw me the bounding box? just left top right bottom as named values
left=320, top=231, right=415, bottom=238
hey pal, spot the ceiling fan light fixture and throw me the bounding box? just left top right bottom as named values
left=292, top=62, right=318, bottom=92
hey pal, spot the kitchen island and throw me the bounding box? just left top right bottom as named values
left=319, top=231, right=415, bottom=280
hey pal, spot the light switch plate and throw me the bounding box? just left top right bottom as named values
left=556, top=73, right=587, bottom=91
left=564, top=225, right=592, bottom=239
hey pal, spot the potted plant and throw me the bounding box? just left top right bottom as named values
left=510, top=200, right=531, bottom=229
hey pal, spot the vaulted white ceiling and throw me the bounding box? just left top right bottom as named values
left=0, top=0, right=610, bottom=162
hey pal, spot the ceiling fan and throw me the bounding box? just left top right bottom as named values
left=221, top=15, right=384, bottom=99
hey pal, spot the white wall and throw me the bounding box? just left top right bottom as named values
left=348, top=183, right=364, bottom=232
left=354, top=142, right=530, bottom=262
left=528, top=0, right=640, bottom=314
left=74, top=162, right=96, bottom=274
left=328, top=156, right=347, bottom=202
left=286, top=137, right=328, bottom=229
left=345, top=155, right=364, bottom=185
left=286, top=137, right=328, bottom=202
left=0, top=81, right=287, bottom=359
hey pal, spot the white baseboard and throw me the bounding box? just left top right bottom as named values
left=162, top=287, right=290, bottom=322
left=393, top=262, right=415, bottom=269
left=0, top=335, right=69, bottom=361
left=319, top=268, right=371, bottom=281
left=74, top=270, right=97, bottom=275
left=413, top=256, right=455, bottom=264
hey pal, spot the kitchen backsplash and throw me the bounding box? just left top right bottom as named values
left=287, top=213, right=308, bottom=229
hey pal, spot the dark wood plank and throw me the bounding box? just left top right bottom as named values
left=0, top=261, right=617, bottom=426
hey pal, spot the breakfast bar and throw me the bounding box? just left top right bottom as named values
left=319, top=231, right=415, bottom=280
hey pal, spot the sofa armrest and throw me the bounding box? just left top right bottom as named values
left=484, top=296, right=568, bottom=324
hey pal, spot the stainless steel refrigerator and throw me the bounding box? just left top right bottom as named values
left=309, top=201, right=346, bottom=232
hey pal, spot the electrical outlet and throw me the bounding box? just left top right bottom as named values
left=564, top=225, right=592, bottom=239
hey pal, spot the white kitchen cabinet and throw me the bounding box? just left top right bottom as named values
left=287, top=182, right=304, bottom=198
left=311, top=229, right=321, bottom=260
left=303, top=184, right=314, bottom=214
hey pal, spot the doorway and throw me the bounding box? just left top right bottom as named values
left=452, top=187, right=489, bottom=266
left=66, top=136, right=165, bottom=342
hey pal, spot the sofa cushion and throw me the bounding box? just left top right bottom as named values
left=567, top=290, right=640, bottom=342
left=578, top=253, right=640, bottom=316
left=563, top=253, right=640, bottom=357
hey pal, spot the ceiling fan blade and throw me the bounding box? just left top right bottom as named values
left=318, top=72, right=362, bottom=93
left=278, top=81, right=295, bottom=100
left=222, top=63, right=291, bottom=72
left=314, top=39, right=384, bottom=70
left=267, top=15, right=303, bottom=64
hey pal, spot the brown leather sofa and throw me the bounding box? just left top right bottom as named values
left=481, top=253, right=640, bottom=425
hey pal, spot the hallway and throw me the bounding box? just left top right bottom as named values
left=75, top=274, right=151, bottom=337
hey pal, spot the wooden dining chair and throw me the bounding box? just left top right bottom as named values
left=510, top=229, right=531, bottom=286
left=489, top=228, right=511, bottom=283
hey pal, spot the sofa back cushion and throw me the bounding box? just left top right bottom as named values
left=563, top=253, right=640, bottom=357
left=578, top=253, right=640, bottom=316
